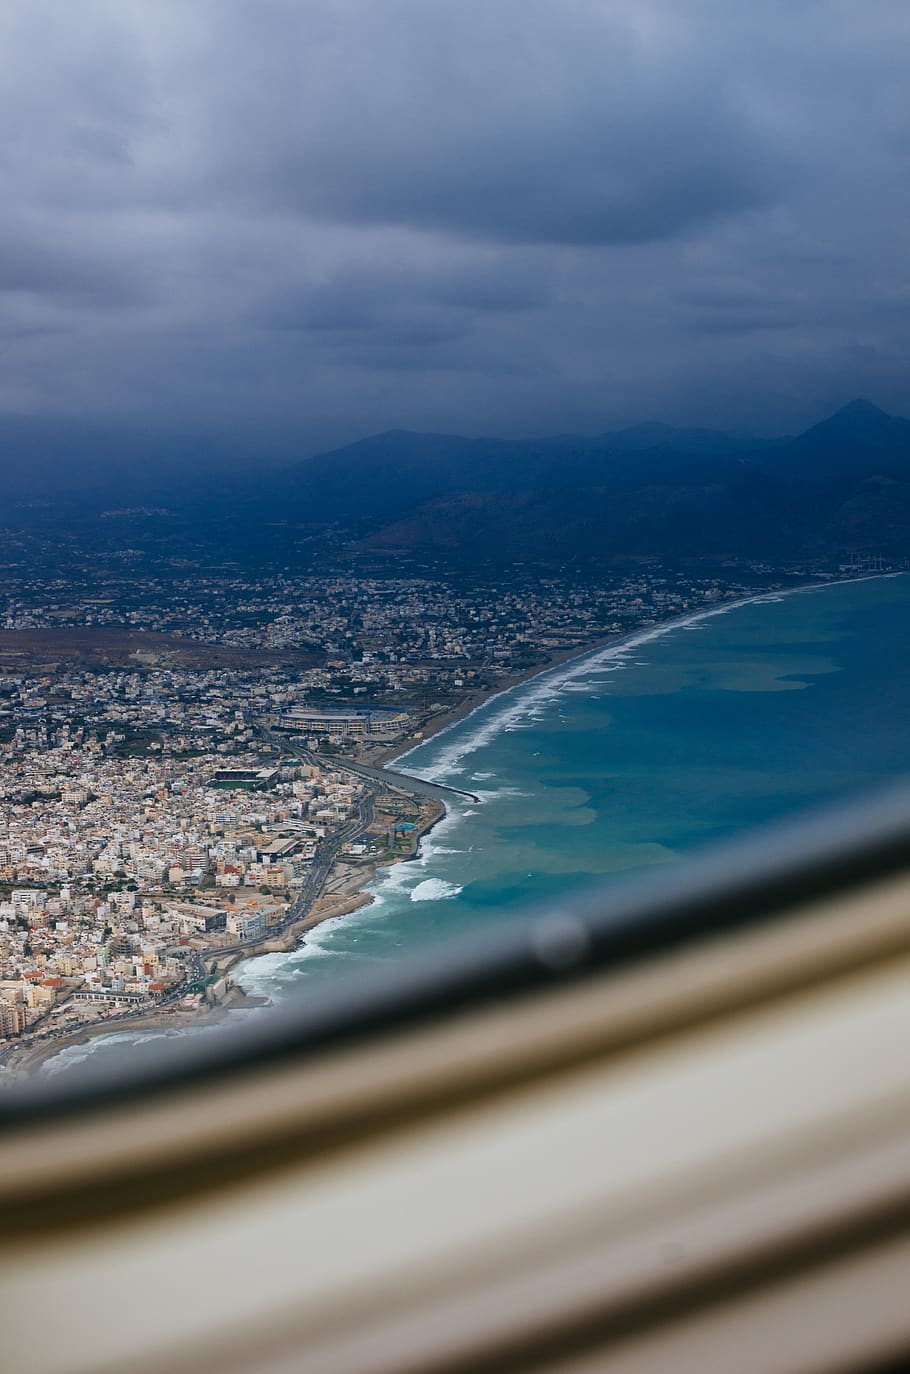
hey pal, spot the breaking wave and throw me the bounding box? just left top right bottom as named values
left=389, top=594, right=773, bottom=786
left=409, top=878, right=464, bottom=902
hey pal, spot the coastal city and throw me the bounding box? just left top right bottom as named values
left=0, top=560, right=834, bottom=1075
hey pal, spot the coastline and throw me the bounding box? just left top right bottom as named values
left=9, top=569, right=895, bottom=1079
left=380, top=570, right=900, bottom=776
left=2, top=799, right=447, bottom=1080
left=326, top=571, right=901, bottom=914
left=373, top=597, right=766, bottom=772
left=7, top=987, right=259, bottom=1077
left=360, top=631, right=667, bottom=771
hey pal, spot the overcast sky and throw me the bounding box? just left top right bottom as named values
left=2, top=0, right=909, bottom=456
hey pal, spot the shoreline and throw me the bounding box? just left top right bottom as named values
left=383, top=569, right=901, bottom=775
left=3, top=800, right=447, bottom=1079
left=374, top=588, right=789, bottom=772
left=9, top=568, right=897, bottom=1078
left=7, top=983, right=265, bottom=1077
left=313, top=569, right=901, bottom=924
left=235, top=797, right=449, bottom=956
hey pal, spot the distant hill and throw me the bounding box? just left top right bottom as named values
left=274, top=424, right=758, bottom=530
left=268, top=399, right=910, bottom=563
left=2, top=400, right=909, bottom=569
left=778, top=399, right=910, bottom=486
left=600, top=421, right=780, bottom=456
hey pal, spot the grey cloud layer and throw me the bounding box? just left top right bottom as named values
left=0, top=0, right=908, bottom=447
left=207, top=3, right=786, bottom=245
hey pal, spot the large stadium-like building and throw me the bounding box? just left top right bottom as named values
left=268, top=704, right=411, bottom=742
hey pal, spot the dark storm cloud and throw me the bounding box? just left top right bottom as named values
left=0, top=0, right=908, bottom=447
left=207, top=3, right=787, bottom=247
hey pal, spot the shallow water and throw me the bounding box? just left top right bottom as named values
left=44, top=574, right=910, bottom=1074
left=237, top=573, right=910, bottom=1000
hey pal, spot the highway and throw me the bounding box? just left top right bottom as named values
left=200, top=778, right=379, bottom=964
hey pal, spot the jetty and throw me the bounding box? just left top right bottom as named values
left=338, top=758, right=480, bottom=804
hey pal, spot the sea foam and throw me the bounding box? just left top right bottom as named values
left=409, top=878, right=464, bottom=902
left=390, top=595, right=762, bottom=787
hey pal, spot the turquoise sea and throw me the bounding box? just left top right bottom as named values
left=42, top=573, right=910, bottom=1074
left=237, top=572, right=910, bottom=1002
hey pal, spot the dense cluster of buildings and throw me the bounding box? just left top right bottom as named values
left=2, top=567, right=756, bottom=669
left=0, top=561, right=772, bottom=1056
left=0, top=569, right=766, bottom=771
left=0, top=746, right=367, bottom=1045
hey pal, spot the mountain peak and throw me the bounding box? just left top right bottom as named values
left=796, top=397, right=905, bottom=448
left=833, top=398, right=890, bottom=421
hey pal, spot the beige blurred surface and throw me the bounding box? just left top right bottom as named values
left=2, top=871, right=910, bottom=1374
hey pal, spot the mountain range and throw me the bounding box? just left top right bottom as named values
left=3, top=399, right=910, bottom=569
left=268, top=399, right=910, bottom=564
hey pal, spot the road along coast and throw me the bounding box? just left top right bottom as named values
left=1, top=792, right=445, bottom=1080
left=11, top=571, right=890, bottom=1079
left=305, top=571, right=899, bottom=937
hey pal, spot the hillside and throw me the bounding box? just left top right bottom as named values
left=272, top=400, right=910, bottom=564
left=2, top=400, right=908, bottom=570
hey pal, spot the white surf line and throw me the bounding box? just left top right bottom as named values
left=233, top=570, right=902, bottom=998
left=387, top=571, right=902, bottom=787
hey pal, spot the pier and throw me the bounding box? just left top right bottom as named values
left=338, top=758, right=480, bottom=804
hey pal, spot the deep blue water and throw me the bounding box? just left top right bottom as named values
left=43, top=573, right=910, bottom=1073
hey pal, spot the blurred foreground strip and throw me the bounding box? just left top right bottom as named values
left=3, top=789, right=910, bottom=1373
